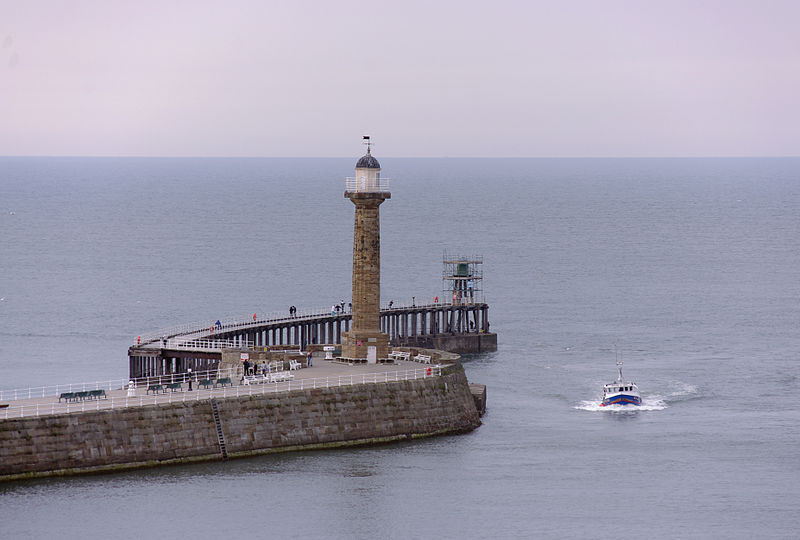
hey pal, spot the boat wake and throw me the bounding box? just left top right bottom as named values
left=575, top=397, right=666, bottom=412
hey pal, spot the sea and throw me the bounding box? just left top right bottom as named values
left=1, top=156, right=798, bottom=539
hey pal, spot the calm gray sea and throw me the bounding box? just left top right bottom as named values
left=1, top=157, right=799, bottom=539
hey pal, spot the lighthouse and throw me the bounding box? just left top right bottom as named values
left=341, top=137, right=391, bottom=362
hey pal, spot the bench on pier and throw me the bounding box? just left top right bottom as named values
left=414, top=354, right=432, bottom=364
left=165, top=383, right=182, bottom=392
left=242, top=375, right=268, bottom=385
left=270, top=371, right=294, bottom=383
left=289, top=359, right=302, bottom=371
left=199, top=379, right=214, bottom=389
left=215, top=377, right=232, bottom=388
left=74, top=391, right=91, bottom=400
left=88, top=389, right=107, bottom=399
left=388, top=351, right=411, bottom=362
left=59, top=392, right=78, bottom=403
left=146, top=384, right=165, bottom=394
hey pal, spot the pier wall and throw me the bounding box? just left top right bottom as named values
left=0, top=369, right=480, bottom=481
left=397, top=333, right=498, bottom=354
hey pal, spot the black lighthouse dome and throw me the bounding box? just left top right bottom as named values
left=356, top=147, right=380, bottom=169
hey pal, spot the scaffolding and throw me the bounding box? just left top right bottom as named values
left=442, top=251, right=484, bottom=305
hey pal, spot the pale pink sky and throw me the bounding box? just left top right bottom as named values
left=1, top=0, right=798, bottom=157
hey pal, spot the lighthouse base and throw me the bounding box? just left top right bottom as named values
left=341, top=330, right=390, bottom=362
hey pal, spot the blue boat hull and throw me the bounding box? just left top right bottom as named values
left=601, top=394, right=641, bottom=406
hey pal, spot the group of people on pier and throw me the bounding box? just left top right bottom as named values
left=242, top=359, right=273, bottom=377
left=330, top=301, right=352, bottom=316
left=241, top=353, right=311, bottom=380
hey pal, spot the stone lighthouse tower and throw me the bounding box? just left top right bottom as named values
left=341, top=137, right=390, bottom=362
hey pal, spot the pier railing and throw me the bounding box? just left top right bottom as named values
left=0, top=366, right=443, bottom=419
left=135, top=305, right=356, bottom=346
left=167, top=338, right=255, bottom=351
left=0, top=368, right=231, bottom=402
left=133, top=298, right=487, bottom=346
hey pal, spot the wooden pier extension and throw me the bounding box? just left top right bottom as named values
left=129, top=302, right=496, bottom=379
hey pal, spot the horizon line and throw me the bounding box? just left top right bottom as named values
left=1, top=154, right=798, bottom=160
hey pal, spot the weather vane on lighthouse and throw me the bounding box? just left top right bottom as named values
left=362, top=135, right=373, bottom=152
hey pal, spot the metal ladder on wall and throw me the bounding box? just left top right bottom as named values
left=209, top=398, right=228, bottom=460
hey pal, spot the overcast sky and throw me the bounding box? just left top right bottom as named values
left=1, top=1, right=798, bottom=157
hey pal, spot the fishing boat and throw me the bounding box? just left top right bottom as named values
left=601, top=360, right=641, bottom=406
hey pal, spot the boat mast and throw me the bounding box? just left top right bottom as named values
left=614, top=344, right=624, bottom=382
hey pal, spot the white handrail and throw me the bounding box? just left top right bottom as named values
left=0, top=366, right=443, bottom=419
left=345, top=176, right=391, bottom=192
left=134, top=305, right=357, bottom=346
left=0, top=368, right=230, bottom=402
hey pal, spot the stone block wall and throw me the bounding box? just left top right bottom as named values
left=0, top=401, right=220, bottom=479
left=0, top=370, right=480, bottom=481
left=342, top=191, right=390, bottom=360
